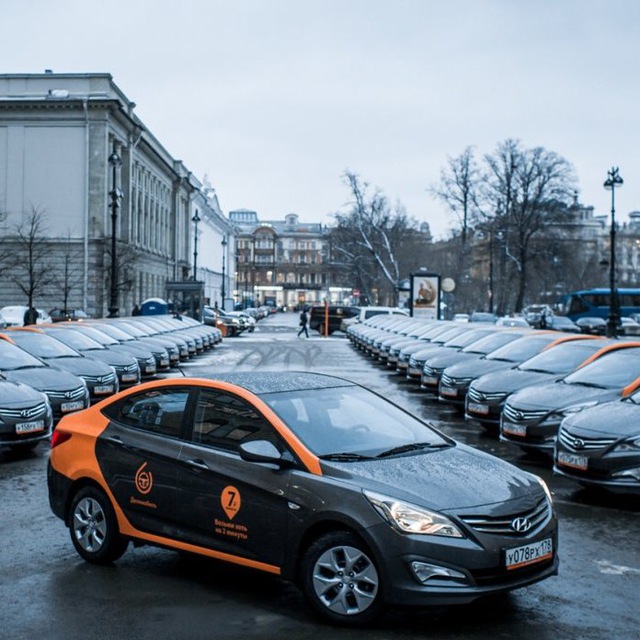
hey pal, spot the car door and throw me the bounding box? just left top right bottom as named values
left=173, top=386, right=292, bottom=569
left=95, top=386, right=192, bottom=537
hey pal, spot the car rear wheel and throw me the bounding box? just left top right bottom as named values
left=300, top=531, right=383, bottom=625
left=69, top=486, right=128, bottom=564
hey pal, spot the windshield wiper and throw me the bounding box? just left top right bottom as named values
left=319, top=452, right=375, bottom=462
left=376, top=442, right=450, bottom=458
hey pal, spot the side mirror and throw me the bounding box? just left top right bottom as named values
left=239, top=440, right=290, bottom=466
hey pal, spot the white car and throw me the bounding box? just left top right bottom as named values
left=340, top=306, right=408, bottom=332
left=0, top=305, right=52, bottom=327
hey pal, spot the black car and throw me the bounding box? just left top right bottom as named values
left=66, top=323, right=158, bottom=378
left=2, top=329, right=118, bottom=402
left=465, top=337, right=607, bottom=428
left=41, top=326, right=141, bottom=389
left=309, top=305, right=360, bottom=335
left=0, top=379, right=53, bottom=451
left=554, top=389, right=640, bottom=494
left=420, top=329, right=531, bottom=395
left=48, top=372, right=557, bottom=625
left=501, top=343, right=640, bottom=456
left=0, top=338, right=89, bottom=422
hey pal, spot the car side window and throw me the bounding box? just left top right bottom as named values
left=116, top=388, right=190, bottom=438
left=192, top=389, right=281, bottom=453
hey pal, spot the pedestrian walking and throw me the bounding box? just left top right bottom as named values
left=297, top=308, right=309, bottom=338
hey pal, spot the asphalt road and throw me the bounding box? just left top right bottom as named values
left=1, top=312, right=638, bottom=640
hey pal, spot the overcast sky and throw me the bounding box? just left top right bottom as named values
left=4, top=0, right=640, bottom=237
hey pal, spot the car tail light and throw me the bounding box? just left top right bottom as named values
left=51, top=430, right=72, bottom=449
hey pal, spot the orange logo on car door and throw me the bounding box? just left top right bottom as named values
left=221, top=486, right=241, bottom=520
left=135, top=462, right=153, bottom=495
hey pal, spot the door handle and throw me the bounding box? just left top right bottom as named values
left=185, top=458, right=209, bottom=470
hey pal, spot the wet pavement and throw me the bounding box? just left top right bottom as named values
left=1, top=311, right=638, bottom=639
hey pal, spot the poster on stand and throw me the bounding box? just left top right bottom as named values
left=409, top=273, right=441, bottom=320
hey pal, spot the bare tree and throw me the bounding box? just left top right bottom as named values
left=481, top=139, right=577, bottom=311
left=10, top=207, right=54, bottom=313
left=48, top=233, right=85, bottom=314
left=430, top=146, right=481, bottom=246
left=332, top=172, right=429, bottom=305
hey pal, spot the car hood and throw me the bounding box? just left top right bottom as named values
left=562, top=399, right=640, bottom=438
left=4, top=367, right=84, bottom=391
left=444, top=358, right=514, bottom=378
left=507, top=381, right=621, bottom=412
left=473, top=369, right=556, bottom=394
left=0, top=379, right=46, bottom=404
left=322, top=443, right=543, bottom=512
left=425, top=351, right=479, bottom=369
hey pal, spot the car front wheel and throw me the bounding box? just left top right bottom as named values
left=300, top=531, right=383, bottom=625
left=69, top=486, right=128, bottom=564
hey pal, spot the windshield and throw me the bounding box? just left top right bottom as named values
left=75, top=327, right=120, bottom=346
left=486, top=335, right=561, bottom=363
left=444, top=328, right=493, bottom=349
left=0, top=340, right=47, bottom=369
left=7, top=331, right=80, bottom=358
left=46, top=329, right=105, bottom=351
left=461, top=331, right=524, bottom=355
left=262, top=386, right=450, bottom=458
left=93, top=323, right=135, bottom=342
left=564, top=347, right=640, bottom=389
left=518, top=341, right=603, bottom=374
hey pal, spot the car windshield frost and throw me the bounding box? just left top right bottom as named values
left=8, top=332, right=80, bottom=358
left=461, top=332, right=521, bottom=355
left=517, top=342, right=602, bottom=374
left=563, top=347, right=640, bottom=389
left=263, top=386, right=451, bottom=458
left=485, top=335, right=560, bottom=363
left=0, top=340, right=47, bottom=369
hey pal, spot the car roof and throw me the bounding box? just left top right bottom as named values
left=196, top=371, right=356, bottom=395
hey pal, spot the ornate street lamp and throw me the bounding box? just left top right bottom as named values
left=108, top=147, right=123, bottom=318
left=604, top=167, right=623, bottom=337
left=192, top=211, right=201, bottom=279
left=221, top=235, right=228, bottom=307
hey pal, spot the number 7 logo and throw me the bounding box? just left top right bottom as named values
left=221, top=485, right=241, bottom=520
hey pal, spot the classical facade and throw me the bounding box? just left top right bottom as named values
left=230, top=209, right=350, bottom=309
left=0, top=72, right=232, bottom=318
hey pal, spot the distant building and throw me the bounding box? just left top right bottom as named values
left=230, top=210, right=350, bottom=308
left=0, top=72, right=232, bottom=317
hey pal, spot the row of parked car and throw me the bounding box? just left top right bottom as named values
left=0, top=314, right=222, bottom=452
left=347, top=314, right=640, bottom=496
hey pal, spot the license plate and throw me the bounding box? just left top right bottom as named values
left=160, top=358, right=169, bottom=366
left=502, top=421, right=527, bottom=436
left=61, top=400, right=85, bottom=412
left=145, top=365, right=156, bottom=373
left=468, top=401, right=489, bottom=415
left=440, top=385, right=458, bottom=397
left=557, top=450, right=588, bottom=470
left=16, top=419, right=45, bottom=434
left=122, top=373, right=138, bottom=382
left=505, top=538, right=553, bottom=570
left=94, top=385, right=114, bottom=395
left=423, top=376, right=439, bottom=385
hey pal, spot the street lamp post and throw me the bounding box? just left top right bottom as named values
left=192, top=211, right=201, bottom=279
left=604, top=167, right=623, bottom=338
left=108, top=148, right=122, bottom=318
left=221, top=235, right=228, bottom=308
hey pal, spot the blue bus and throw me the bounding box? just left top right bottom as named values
left=560, top=288, right=640, bottom=321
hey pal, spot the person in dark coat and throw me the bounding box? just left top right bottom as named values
left=297, top=309, right=309, bottom=338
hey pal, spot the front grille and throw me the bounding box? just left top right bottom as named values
left=423, top=365, right=443, bottom=376
left=83, top=372, right=116, bottom=384
left=558, top=427, right=617, bottom=451
left=503, top=404, right=547, bottom=423
left=468, top=387, right=506, bottom=403
left=459, top=498, right=551, bottom=536
left=45, top=386, right=87, bottom=401
left=0, top=402, right=48, bottom=420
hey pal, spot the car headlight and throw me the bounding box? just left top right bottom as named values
left=535, top=476, right=553, bottom=503
left=616, top=435, right=640, bottom=452
left=559, top=400, right=599, bottom=416
left=364, top=491, right=464, bottom=538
